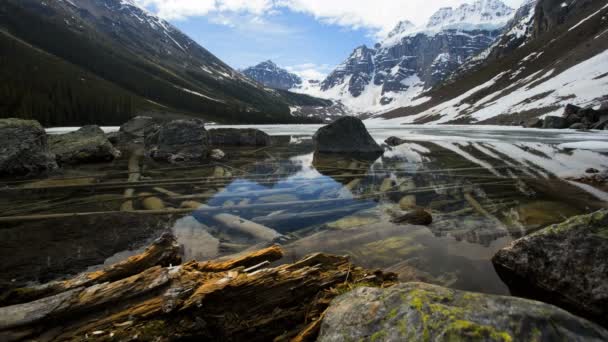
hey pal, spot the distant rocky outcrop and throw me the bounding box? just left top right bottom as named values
left=0, top=119, right=57, bottom=177
left=318, top=282, right=608, bottom=341
left=49, top=125, right=121, bottom=164
left=493, top=210, right=608, bottom=327
left=242, top=60, right=302, bottom=90
left=540, top=103, right=608, bottom=129
left=208, top=128, right=272, bottom=147
left=145, top=119, right=210, bottom=163
left=313, top=117, right=383, bottom=155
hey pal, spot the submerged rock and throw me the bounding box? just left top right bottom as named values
left=313, top=117, right=383, bottom=155
left=145, top=119, right=210, bottom=163
left=210, top=149, right=225, bottom=161
left=392, top=209, right=433, bottom=226
left=49, top=125, right=120, bottom=164
left=493, top=210, right=608, bottom=327
left=318, top=282, right=608, bottom=342
left=0, top=118, right=57, bottom=176
left=208, top=128, right=271, bottom=146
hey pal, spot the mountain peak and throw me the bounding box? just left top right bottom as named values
left=243, top=61, right=302, bottom=90
left=387, top=20, right=416, bottom=39
left=426, top=0, right=514, bottom=30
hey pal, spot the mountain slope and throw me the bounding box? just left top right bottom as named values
left=299, top=0, right=515, bottom=114
left=242, top=61, right=302, bottom=90
left=0, top=0, right=314, bottom=124
left=373, top=0, right=608, bottom=125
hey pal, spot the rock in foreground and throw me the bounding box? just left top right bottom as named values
left=209, top=128, right=271, bottom=146
left=145, top=119, right=210, bottom=163
left=313, top=116, right=383, bottom=155
left=0, top=119, right=57, bottom=176
left=493, top=210, right=608, bottom=327
left=49, top=125, right=120, bottom=164
left=318, top=282, right=608, bottom=342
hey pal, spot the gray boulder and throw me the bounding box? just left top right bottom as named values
left=0, top=119, right=57, bottom=176
left=493, top=210, right=608, bottom=327
left=208, top=128, right=271, bottom=146
left=145, top=119, right=209, bottom=163
left=542, top=116, right=567, bottom=129
left=524, top=117, right=544, bottom=128
left=313, top=117, right=383, bottom=155
left=384, top=136, right=407, bottom=147
left=119, top=116, right=156, bottom=139
left=49, top=125, right=120, bottom=164
left=318, top=282, right=608, bottom=342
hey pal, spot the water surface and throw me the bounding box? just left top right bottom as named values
left=2, top=125, right=608, bottom=295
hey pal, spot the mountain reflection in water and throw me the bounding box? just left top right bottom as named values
left=2, top=125, right=608, bottom=296
left=172, top=131, right=608, bottom=295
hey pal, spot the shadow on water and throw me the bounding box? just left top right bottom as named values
left=1, top=128, right=608, bottom=296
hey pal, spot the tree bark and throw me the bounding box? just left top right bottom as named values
left=0, top=237, right=396, bottom=342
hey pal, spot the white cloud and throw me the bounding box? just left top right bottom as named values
left=285, top=63, right=333, bottom=81
left=137, top=0, right=526, bottom=36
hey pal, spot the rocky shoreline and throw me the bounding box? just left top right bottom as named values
left=1, top=115, right=608, bottom=340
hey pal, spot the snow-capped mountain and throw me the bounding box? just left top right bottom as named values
left=372, top=0, right=608, bottom=125
left=300, top=0, right=516, bottom=114
left=242, top=61, right=302, bottom=90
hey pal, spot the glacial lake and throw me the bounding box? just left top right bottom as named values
left=2, top=124, right=608, bottom=296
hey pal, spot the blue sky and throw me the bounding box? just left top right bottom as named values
left=137, top=0, right=525, bottom=80
left=172, top=10, right=374, bottom=79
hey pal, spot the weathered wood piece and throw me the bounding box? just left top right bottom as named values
left=0, top=233, right=181, bottom=307
left=0, top=238, right=396, bottom=342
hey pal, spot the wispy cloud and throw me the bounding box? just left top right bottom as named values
left=136, top=0, right=523, bottom=36
left=136, top=0, right=525, bottom=38
left=285, top=63, right=334, bottom=81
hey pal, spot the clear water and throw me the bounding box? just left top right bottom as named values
left=3, top=125, right=608, bottom=295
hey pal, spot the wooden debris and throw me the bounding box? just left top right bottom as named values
left=0, top=233, right=181, bottom=307
left=0, top=237, right=396, bottom=342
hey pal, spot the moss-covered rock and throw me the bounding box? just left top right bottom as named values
left=318, top=282, right=608, bottom=342
left=0, top=118, right=57, bottom=176
left=492, top=209, right=608, bottom=327
left=49, top=125, right=120, bottom=164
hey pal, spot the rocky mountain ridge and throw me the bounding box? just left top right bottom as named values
left=373, top=0, right=608, bottom=125
left=301, top=0, right=516, bottom=114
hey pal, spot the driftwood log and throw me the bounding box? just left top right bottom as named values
left=0, top=235, right=396, bottom=341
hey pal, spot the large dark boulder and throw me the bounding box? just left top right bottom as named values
left=493, top=210, right=608, bottom=327
left=313, top=117, right=383, bottom=154
left=318, top=282, right=608, bottom=342
left=0, top=119, right=57, bottom=177
left=144, top=119, right=210, bottom=163
left=49, top=125, right=120, bottom=164
left=542, top=116, right=567, bottom=129
left=208, top=128, right=271, bottom=146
